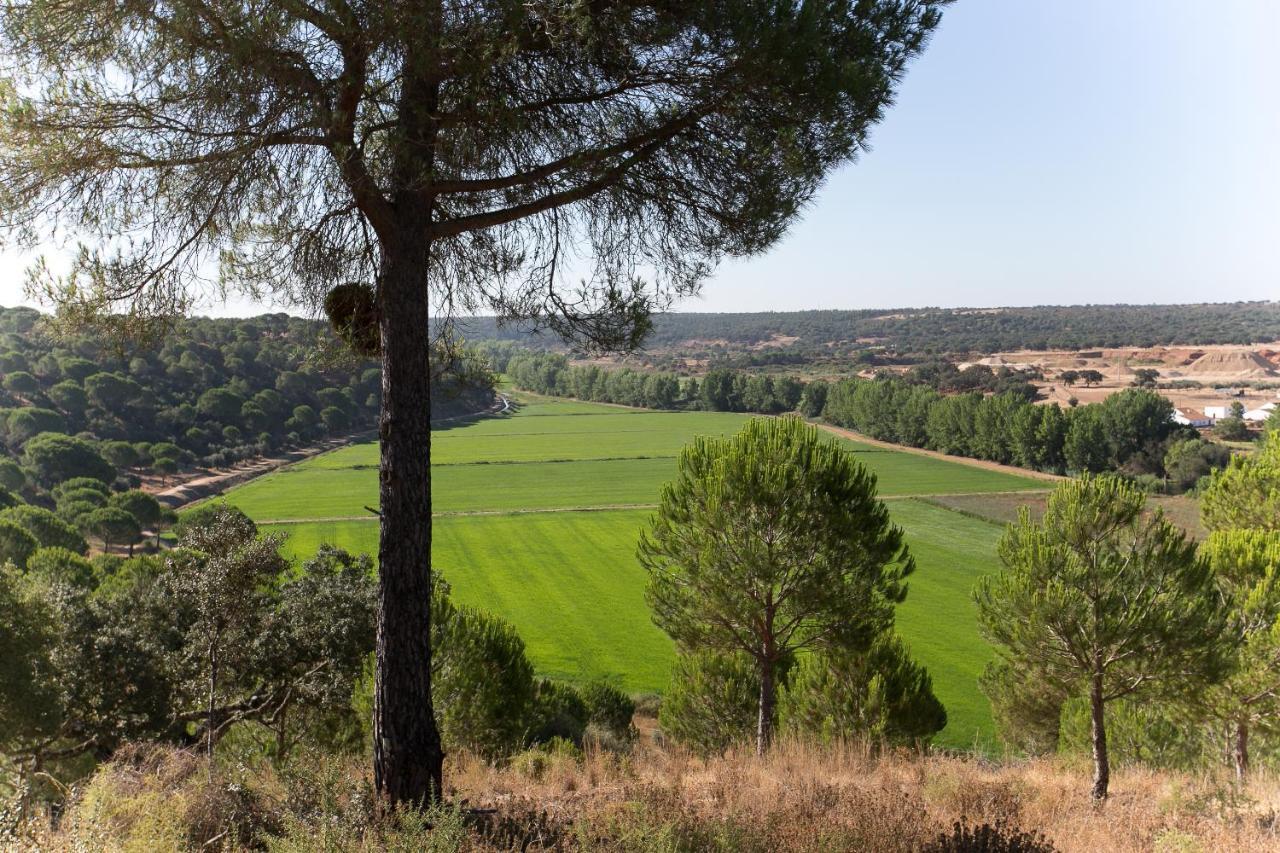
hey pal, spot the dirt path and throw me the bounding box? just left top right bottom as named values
left=154, top=434, right=374, bottom=510
left=812, top=422, right=1067, bottom=484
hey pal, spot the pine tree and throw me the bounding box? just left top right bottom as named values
left=640, top=416, right=913, bottom=754
left=975, top=475, right=1227, bottom=799
left=1200, top=433, right=1280, bottom=778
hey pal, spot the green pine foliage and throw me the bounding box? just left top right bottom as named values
left=975, top=475, right=1228, bottom=798
left=641, top=416, right=927, bottom=753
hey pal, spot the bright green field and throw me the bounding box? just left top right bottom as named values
left=227, top=411, right=1040, bottom=521
left=226, top=395, right=1045, bottom=749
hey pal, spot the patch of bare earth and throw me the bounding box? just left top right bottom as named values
left=922, top=492, right=1206, bottom=539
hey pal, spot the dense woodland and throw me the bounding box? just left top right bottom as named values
left=457, top=301, right=1280, bottom=354
left=0, top=306, right=493, bottom=536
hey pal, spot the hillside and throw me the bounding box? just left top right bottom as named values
left=449, top=302, right=1280, bottom=354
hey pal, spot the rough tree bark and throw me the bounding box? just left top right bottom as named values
left=373, top=232, right=443, bottom=805
left=1090, top=669, right=1109, bottom=800
left=369, top=20, right=447, bottom=808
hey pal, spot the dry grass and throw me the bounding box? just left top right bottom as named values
left=447, top=741, right=1280, bottom=852
left=15, top=739, right=1280, bottom=851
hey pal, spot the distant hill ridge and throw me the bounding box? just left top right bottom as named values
left=445, top=301, right=1280, bottom=353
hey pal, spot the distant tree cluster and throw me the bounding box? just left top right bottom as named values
left=823, top=380, right=1223, bottom=491
left=506, top=351, right=691, bottom=411
left=505, top=347, right=1231, bottom=493
left=0, top=306, right=494, bottom=513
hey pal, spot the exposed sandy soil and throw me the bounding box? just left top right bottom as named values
left=968, top=343, right=1280, bottom=417
left=923, top=491, right=1206, bottom=540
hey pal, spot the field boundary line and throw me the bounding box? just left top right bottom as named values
left=259, top=491, right=1052, bottom=525
left=257, top=503, right=663, bottom=525
left=311, top=455, right=680, bottom=471
left=811, top=421, right=1067, bottom=484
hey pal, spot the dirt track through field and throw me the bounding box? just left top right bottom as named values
left=812, top=422, right=1067, bottom=484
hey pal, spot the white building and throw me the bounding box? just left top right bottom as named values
left=1204, top=405, right=1229, bottom=420
left=1173, top=409, right=1213, bottom=427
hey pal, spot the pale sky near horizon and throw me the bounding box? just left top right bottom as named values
left=0, top=0, right=1276, bottom=318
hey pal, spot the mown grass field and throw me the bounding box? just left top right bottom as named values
left=225, top=393, right=1048, bottom=748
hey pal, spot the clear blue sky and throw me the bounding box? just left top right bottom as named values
left=1, top=0, right=1276, bottom=316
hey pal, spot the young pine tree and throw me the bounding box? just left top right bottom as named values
left=1199, top=433, right=1280, bottom=778
left=640, top=416, right=913, bottom=755
left=975, top=474, right=1228, bottom=799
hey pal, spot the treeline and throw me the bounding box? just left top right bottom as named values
left=503, top=349, right=1230, bottom=493
left=457, top=301, right=1280, bottom=353
left=823, top=379, right=1229, bottom=492
left=0, top=306, right=494, bottom=505
left=501, top=348, right=821, bottom=415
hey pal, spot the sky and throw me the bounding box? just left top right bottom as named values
left=0, top=0, right=1276, bottom=317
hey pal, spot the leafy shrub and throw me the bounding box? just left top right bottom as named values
left=781, top=633, right=946, bottom=746
left=434, top=600, right=536, bottom=760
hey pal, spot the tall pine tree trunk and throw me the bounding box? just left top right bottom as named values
left=1234, top=720, right=1249, bottom=781
left=1090, top=669, right=1109, bottom=800
left=372, top=231, right=443, bottom=806
left=371, top=10, right=445, bottom=808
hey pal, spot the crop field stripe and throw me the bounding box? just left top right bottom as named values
left=262, top=497, right=1005, bottom=748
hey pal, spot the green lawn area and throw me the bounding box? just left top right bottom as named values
left=224, top=395, right=1043, bottom=749
left=263, top=498, right=1004, bottom=748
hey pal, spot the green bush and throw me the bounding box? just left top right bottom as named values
left=658, top=651, right=759, bottom=757
left=434, top=602, right=536, bottom=761
left=527, top=680, right=588, bottom=747
left=781, top=633, right=946, bottom=746
left=580, top=681, right=637, bottom=745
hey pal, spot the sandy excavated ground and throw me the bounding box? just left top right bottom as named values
left=969, top=343, right=1280, bottom=414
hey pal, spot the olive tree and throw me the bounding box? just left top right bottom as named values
left=0, top=0, right=948, bottom=804
left=975, top=475, right=1228, bottom=800
left=640, top=416, right=913, bottom=754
